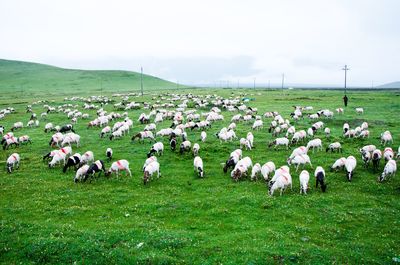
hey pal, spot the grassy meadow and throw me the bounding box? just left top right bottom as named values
left=0, top=63, right=400, bottom=264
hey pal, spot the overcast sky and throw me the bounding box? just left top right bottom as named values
left=0, top=0, right=399, bottom=86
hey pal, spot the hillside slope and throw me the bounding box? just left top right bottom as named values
left=0, top=59, right=178, bottom=95
left=377, top=81, right=400, bottom=89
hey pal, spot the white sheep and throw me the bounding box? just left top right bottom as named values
left=360, top=145, right=376, bottom=154
left=231, top=156, right=252, bottom=181
left=11, top=122, right=23, bottom=131
left=100, top=126, right=111, bottom=138
left=180, top=140, right=192, bottom=154
left=269, top=137, right=289, bottom=150
left=197, top=131, right=206, bottom=142
left=314, top=166, right=327, bottom=192
left=306, top=138, right=322, bottom=153
left=288, top=154, right=312, bottom=172
left=61, top=133, right=80, bottom=147
left=6, top=153, right=20, bottom=173
left=48, top=150, right=67, bottom=167
left=143, top=156, right=157, bottom=171
left=81, top=151, right=94, bottom=165
left=324, top=127, right=331, bottom=137
left=143, top=161, right=161, bottom=185
left=299, top=170, right=310, bottom=195
left=246, top=132, right=254, bottom=148
left=383, top=147, right=394, bottom=161
left=261, top=162, right=276, bottom=181
left=357, top=130, right=369, bottom=138
left=345, top=156, right=357, bottom=181
left=193, top=156, right=204, bottom=178
left=240, top=138, right=251, bottom=150
left=148, top=142, right=164, bottom=157
left=379, top=159, right=397, bottom=182
left=251, top=163, right=262, bottom=181
left=74, top=165, right=89, bottom=182
left=355, top=108, right=364, bottom=114
left=331, top=157, right=347, bottom=171
left=269, top=166, right=292, bottom=196
left=252, top=120, right=263, bottom=130
left=326, top=142, right=342, bottom=153
left=381, top=131, right=393, bottom=146
left=107, top=159, right=132, bottom=177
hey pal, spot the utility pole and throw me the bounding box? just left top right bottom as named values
left=140, top=67, right=143, bottom=96
left=342, top=65, right=349, bottom=94
left=281, top=73, right=285, bottom=89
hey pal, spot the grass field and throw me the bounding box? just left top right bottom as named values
left=1, top=76, right=400, bottom=264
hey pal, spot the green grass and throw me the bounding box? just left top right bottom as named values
left=1, top=86, right=400, bottom=264
left=0, top=59, right=178, bottom=101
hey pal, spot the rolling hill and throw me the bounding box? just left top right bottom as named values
left=377, top=81, right=400, bottom=89
left=0, top=59, right=178, bottom=96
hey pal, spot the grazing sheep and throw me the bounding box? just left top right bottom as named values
left=240, top=138, right=251, bottom=150
left=100, top=126, right=111, bottom=138
left=192, top=143, right=200, bottom=156
left=180, top=140, right=192, bottom=154
left=44, top=123, right=53, bottom=133
left=246, top=132, right=254, bottom=148
left=357, top=130, right=369, bottom=138
left=143, top=161, right=161, bottom=185
left=11, top=122, right=23, bottom=131
left=343, top=123, right=349, bottom=134
left=379, top=159, right=397, bottom=182
left=345, top=156, right=357, bottom=181
left=251, top=163, right=262, bottom=181
left=383, top=147, right=394, bottom=161
left=355, top=108, right=364, bottom=114
left=372, top=149, right=382, bottom=172
left=143, top=156, right=157, bottom=171
left=336, top=108, right=344, bottom=114
left=291, top=130, right=307, bottom=144
left=331, top=157, right=347, bottom=172
left=288, top=146, right=308, bottom=160
left=132, top=131, right=155, bottom=143
left=268, top=137, right=290, bottom=150
left=48, top=150, right=68, bottom=167
left=74, top=165, right=90, bottom=183
left=380, top=131, right=393, bottom=145
left=361, top=150, right=371, bottom=168
left=201, top=131, right=207, bottom=142
left=84, top=160, right=106, bottom=181
left=6, top=153, right=20, bottom=173
left=361, top=122, right=368, bottom=130
left=314, top=166, right=327, bottom=192
left=3, top=136, right=19, bottom=150
left=299, top=170, right=310, bottom=195
left=223, top=149, right=242, bottom=173
left=156, top=128, right=173, bottom=137
left=231, top=156, right=252, bottom=182
left=148, top=142, right=164, bottom=157
left=61, top=133, right=80, bottom=147
left=261, top=162, right=276, bottom=181
left=49, top=132, right=64, bottom=147
left=107, top=159, right=132, bottom=177
left=307, top=128, right=314, bottom=138
left=63, top=153, right=82, bottom=173
left=326, top=142, right=342, bottom=153
left=306, top=138, right=322, bottom=153
left=170, top=136, right=177, bottom=151
left=360, top=145, right=376, bottom=154
left=324, top=128, right=331, bottom=137
left=252, top=120, right=263, bottom=130
left=109, top=129, right=123, bottom=140
left=268, top=166, right=292, bottom=196
left=193, top=156, right=204, bottom=178
left=288, top=154, right=312, bottom=172
left=106, top=148, right=113, bottom=162
left=81, top=151, right=94, bottom=165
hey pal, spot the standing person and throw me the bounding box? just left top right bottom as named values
left=343, top=95, right=348, bottom=107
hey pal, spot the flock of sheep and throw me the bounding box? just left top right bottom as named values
left=1, top=92, right=398, bottom=196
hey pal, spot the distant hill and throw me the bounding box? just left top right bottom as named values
left=0, top=59, right=177, bottom=95
left=377, top=81, right=400, bottom=89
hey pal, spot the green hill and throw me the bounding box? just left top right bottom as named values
left=0, top=59, right=178, bottom=96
